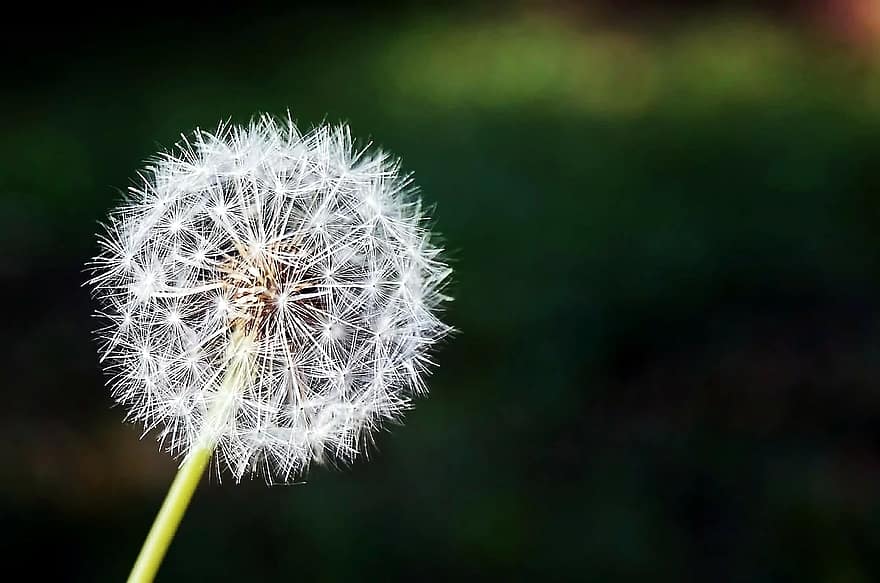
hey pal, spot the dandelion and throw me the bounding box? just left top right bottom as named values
left=88, top=114, right=452, bottom=581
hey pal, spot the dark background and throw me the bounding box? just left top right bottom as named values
left=3, top=1, right=880, bottom=580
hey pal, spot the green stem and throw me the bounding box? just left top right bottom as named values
left=127, top=445, right=213, bottom=583
left=126, top=327, right=255, bottom=582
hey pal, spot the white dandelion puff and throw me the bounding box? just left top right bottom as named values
left=88, top=114, right=452, bottom=484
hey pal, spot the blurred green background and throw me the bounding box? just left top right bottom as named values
left=3, top=1, right=880, bottom=580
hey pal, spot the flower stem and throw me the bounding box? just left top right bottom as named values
left=127, top=445, right=212, bottom=583
left=126, top=327, right=255, bottom=582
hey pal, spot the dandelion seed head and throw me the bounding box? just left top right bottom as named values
left=88, top=114, right=452, bottom=482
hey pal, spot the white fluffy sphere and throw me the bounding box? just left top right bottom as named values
left=89, top=115, right=451, bottom=482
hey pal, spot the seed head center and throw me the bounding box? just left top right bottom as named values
left=218, top=242, right=316, bottom=331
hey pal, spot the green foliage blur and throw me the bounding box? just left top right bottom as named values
left=3, top=3, right=880, bottom=581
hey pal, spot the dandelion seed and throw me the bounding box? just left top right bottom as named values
left=90, top=113, right=452, bottom=479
